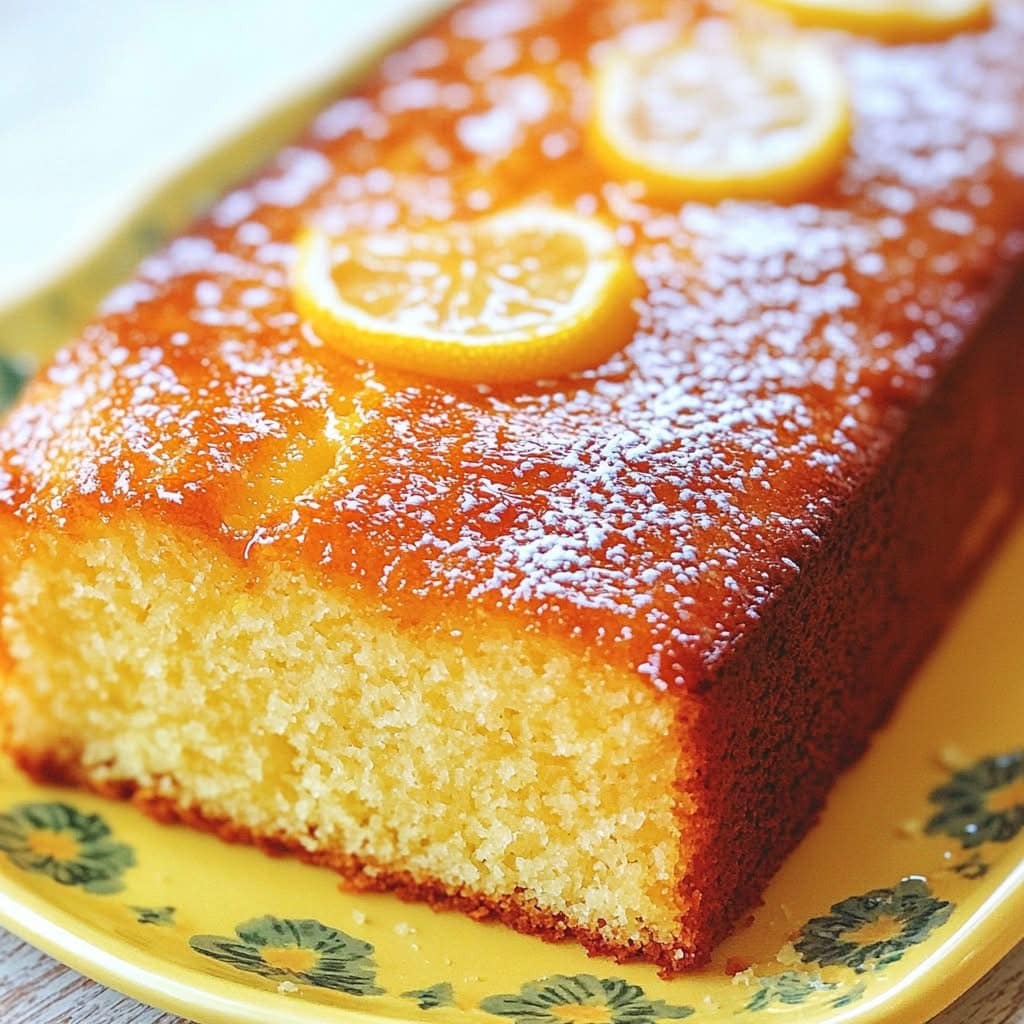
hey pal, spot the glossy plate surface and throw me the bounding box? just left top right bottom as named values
left=0, top=4, right=1021, bottom=1021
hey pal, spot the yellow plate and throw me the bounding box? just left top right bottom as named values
left=0, top=2, right=1020, bottom=1021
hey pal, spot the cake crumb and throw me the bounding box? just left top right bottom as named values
left=937, top=745, right=969, bottom=771
left=277, top=981, right=300, bottom=995
left=351, top=909, right=367, bottom=925
left=776, top=942, right=800, bottom=966
left=394, top=921, right=416, bottom=936
left=729, top=967, right=756, bottom=987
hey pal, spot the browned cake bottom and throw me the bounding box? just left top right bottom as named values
left=14, top=749, right=689, bottom=968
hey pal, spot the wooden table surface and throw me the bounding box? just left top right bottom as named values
left=1, top=929, right=1022, bottom=1023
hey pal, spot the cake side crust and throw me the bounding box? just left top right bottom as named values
left=673, top=272, right=1024, bottom=956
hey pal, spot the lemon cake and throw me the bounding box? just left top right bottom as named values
left=1, top=0, right=1023, bottom=974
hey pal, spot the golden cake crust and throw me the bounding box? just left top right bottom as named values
left=2, top=1, right=1024, bottom=692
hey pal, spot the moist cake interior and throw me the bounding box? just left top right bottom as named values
left=3, top=518, right=693, bottom=957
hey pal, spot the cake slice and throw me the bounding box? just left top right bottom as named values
left=1, top=0, right=1023, bottom=975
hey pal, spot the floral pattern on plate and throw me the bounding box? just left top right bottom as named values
left=0, top=802, right=135, bottom=895
left=189, top=915, right=384, bottom=996
left=479, top=974, right=693, bottom=1024
left=793, top=877, right=953, bottom=973
left=926, top=749, right=1024, bottom=848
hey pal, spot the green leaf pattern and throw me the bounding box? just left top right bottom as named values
left=0, top=354, right=30, bottom=413
left=479, top=974, right=693, bottom=1024
left=926, top=750, right=1024, bottom=848
left=131, top=905, right=176, bottom=926
left=402, top=982, right=456, bottom=1010
left=0, top=802, right=134, bottom=894
left=744, top=971, right=838, bottom=1011
left=189, top=915, right=383, bottom=995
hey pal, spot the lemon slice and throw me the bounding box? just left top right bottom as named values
left=753, top=0, right=989, bottom=42
left=589, top=26, right=851, bottom=203
left=293, top=208, right=638, bottom=383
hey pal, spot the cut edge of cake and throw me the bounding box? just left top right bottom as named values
left=0, top=513, right=711, bottom=970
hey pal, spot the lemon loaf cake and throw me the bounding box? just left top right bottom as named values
left=2, top=0, right=1024, bottom=974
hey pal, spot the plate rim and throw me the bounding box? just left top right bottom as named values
left=0, top=877, right=386, bottom=1024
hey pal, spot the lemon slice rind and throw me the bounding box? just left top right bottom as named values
left=754, top=0, right=990, bottom=43
left=590, top=33, right=851, bottom=204
left=293, top=208, right=639, bottom=383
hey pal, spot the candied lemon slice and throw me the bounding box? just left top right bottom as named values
left=293, top=208, right=638, bottom=383
left=754, top=0, right=989, bottom=42
left=589, top=26, right=851, bottom=203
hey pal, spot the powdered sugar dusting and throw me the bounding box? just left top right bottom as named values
left=2, top=0, right=1024, bottom=690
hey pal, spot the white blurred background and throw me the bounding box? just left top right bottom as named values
left=0, top=0, right=441, bottom=305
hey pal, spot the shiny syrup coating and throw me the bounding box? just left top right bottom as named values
left=3, top=0, right=1024, bottom=691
